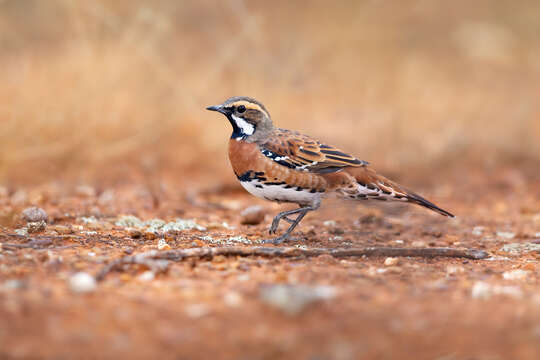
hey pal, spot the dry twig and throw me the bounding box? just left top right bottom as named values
left=96, top=246, right=489, bottom=281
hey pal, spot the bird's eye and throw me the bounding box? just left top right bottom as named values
left=237, top=105, right=246, bottom=113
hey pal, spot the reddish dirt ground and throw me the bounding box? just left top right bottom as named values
left=0, top=164, right=539, bottom=360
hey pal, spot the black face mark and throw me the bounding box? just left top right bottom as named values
left=237, top=105, right=246, bottom=113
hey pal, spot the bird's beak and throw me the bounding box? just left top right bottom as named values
left=206, top=104, right=227, bottom=114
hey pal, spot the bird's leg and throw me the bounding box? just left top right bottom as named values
left=269, top=207, right=306, bottom=234
left=265, top=200, right=320, bottom=244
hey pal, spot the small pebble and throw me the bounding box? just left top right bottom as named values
left=144, top=231, right=158, bottom=240
left=52, top=225, right=73, bottom=235
left=502, top=269, right=530, bottom=281
left=128, top=229, right=142, bottom=238
left=223, top=292, right=243, bottom=307
left=259, top=284, right=336, bottom=315
left=411, top=241, right=426, bottom=248
left=69, top=272, right=97, bottom=293
left=184, top=304, right=210, bottom=319
left=21, top=207, right=48, bottom=223
left=75, top=185, right=96, bottom=197
left=157, top=238, right=171, bottom=250
left=138, top=271, right=155, bottom=282
left=384, top=257, right=399, bottom=266
left=496, top=231, right=515, bottom=240
left=240, top=206, right=265, bottom=225
left=471, top=226, right=485, bottom=236
left=471, top=281, right=522, bottom=300
left=446, top=265, right=465, bottom=275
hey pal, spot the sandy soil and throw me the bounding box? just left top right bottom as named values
left=0, top=164, right=539, bottom=360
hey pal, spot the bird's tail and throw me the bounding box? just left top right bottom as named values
left=344, top=167, right=455, bottom=218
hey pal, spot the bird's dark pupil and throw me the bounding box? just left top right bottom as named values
left=237, top=105, right=246, bottom=113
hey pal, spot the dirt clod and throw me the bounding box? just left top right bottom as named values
left=21, top=207, right=48, bottom=223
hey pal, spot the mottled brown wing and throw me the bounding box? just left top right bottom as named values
left=260, top=128, right=368, bottom=174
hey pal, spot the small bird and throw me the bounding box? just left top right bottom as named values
left=207, top=96, right=454, bottom=244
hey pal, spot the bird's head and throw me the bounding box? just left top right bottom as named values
left=206, top=96, right=273, bottom=142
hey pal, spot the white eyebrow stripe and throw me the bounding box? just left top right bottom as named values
left=232, top=115, right=255, bottom=136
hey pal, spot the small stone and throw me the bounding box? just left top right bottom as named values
left=240, top=206, right=265, bottom=225
left=1, top=279, right=25, bottom=291
left=384, top=257, right=399, bottom=266
left=472, top=226, right=485, bottom=236
left=97, top=189, right=114, bottom=205
left=138, top=271, right=155, bottom=282
left=411, top=241, right=426, bottom=248
left=52, top=225, right=73, bottom=234
left=471, top=281, right=522, bottom=300
left=11, top=190, right=28, bottom=205
left=496, top=231, right=515, bottom=240
left=14, top=228, right=28, bottom=236
left=259, top=284, right=336, bottom=315
left=144, top=231, right=157, bottom=240
left=323, top=220, right=337, bottom=227
left=26, top=221, right=46, bottom=233
left=75, top=185, right=96, bottom=197
left=21, top=207, right=48, bottom=223
left=69, top=272, right=97, bottom=293
left=184, top=304, right=210, bottom=319
left=446, top=265, right=465, bottom=275
left=128, top=229, right=142, bottom=238
left=157, top=239, right=171, bottom=250
left=394, top=239, right=404, bottom=245
left=502, top=269, right=530, bottom=281
left=223, top=291, right=242, bottom=307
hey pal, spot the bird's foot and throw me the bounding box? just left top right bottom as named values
left=262, top=234, right=296, bottom=245
left=268, top=216, right=295, bottom=235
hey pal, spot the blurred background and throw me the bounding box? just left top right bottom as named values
left=0, top=0, right=538, bottom=185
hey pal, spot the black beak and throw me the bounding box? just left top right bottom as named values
left=206, top=104, right=227, bottom=114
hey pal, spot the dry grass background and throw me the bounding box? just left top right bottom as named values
left=0, top=0, right=539, bottom=184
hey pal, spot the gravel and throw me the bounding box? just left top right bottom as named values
left=499, top=243, right=540, bottom=255
left=115, top=215, right=207, bottom=233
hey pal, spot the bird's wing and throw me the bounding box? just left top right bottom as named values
left=260, top=128, right=368, bottom=174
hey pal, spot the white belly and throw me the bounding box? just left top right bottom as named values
left=240, top=180, right=321, bottom=206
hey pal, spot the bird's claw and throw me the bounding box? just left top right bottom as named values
left=262, top=234, right=290, bottom=245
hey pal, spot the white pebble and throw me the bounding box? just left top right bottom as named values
left=223, top=292, right=242, bottom=307
left=69, top=272, right=97, bottom=293
left=138, top=271, right=155, bottom=282
left=471, top=281, right=522, bottom=300
left=446, top=265, right=464, bottom=275
left=157, top=238, right=171, bottom=250
left=472, top=226, right=485, bottom=236
left=502, top=269, right=530, bottom=281
left=184, top=304, right=210, bottom=319
left=496, top=231, right=515, bottom=240
left=384, top=257, right=399, bottom=266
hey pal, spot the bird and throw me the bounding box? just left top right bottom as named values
left=207, top=96, right=454, bottom=244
